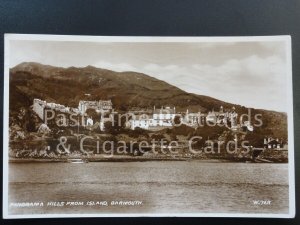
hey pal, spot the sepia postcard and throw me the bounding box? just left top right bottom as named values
left=2, top=34, right=295, bottom=218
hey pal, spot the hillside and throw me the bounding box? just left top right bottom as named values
left=9, top=62, right=287, bottom=140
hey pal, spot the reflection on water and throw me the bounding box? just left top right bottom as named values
left=8, top=161, right=289, bottom=215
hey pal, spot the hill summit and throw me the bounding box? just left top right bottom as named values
left=9, top=62, right=287, bottom=140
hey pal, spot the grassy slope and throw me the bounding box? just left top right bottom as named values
left=9, top=62, right=287, bottom=141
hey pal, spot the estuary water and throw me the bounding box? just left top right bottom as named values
left=8, top=161, right=289, bottom=215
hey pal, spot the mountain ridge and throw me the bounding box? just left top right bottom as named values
left=9, top=62, right=288, bottom=140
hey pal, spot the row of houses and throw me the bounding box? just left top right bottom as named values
left=206, top=106, right=238, bottom=128
left=33, top=98, right=252, bottom=132
left=127, top=106, right=251, bottom=131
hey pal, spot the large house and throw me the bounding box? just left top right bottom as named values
left=264, top=137, right=287, bottom=150
left=78, top=100, right=112, bottom=114
left=129, top=106, right=177, bottom=130
left=152, top=106, right=176, bottom=127
left=206, top=106, right=238, bottom=130
left=33, top=98, right=114, bottom=131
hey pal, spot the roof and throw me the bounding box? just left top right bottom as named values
left=153, top=107, right=175, bottom=114
left=267, top=139, right=280, bottom=145
left=78, top=100, right=112, bottom=107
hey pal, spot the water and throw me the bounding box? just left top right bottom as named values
left=8, top=161, right=289, bottom=215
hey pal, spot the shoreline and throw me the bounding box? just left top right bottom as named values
left=8, top=157, right=287, bottom=163
left=8, top=157, right=220, bottom=163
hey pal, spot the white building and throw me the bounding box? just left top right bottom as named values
left=129, top=106, right=176, bottom=130
left=86, top=117, right=94, bottom=126
left=183, top=109, right=202, bottom=127
left=129, top=119, right=151, bottom=130
left=243, top=121, right=254, bottom=131
left=33, top=99, right=47, bottom=120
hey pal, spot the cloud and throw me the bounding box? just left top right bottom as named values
left=9, top=40, right=288, bottom=112
left=133, top=55, right=287, bottom=112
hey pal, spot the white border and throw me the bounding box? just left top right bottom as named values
left=2, top=34, right=295, bottom=219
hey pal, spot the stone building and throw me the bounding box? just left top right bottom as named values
left=78, top=100, right=112, bottom=114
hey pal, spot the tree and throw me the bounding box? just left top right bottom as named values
left=85, top=108, right=99, bottom=120
left=104, top=113, right=126, bottom=134
left=173, top=115, right=182, bottom=126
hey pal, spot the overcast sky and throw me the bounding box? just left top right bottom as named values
left=9, top=39, right=288, bottom=112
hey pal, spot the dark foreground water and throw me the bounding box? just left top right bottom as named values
left=8, top=161, right=289, bottom=215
